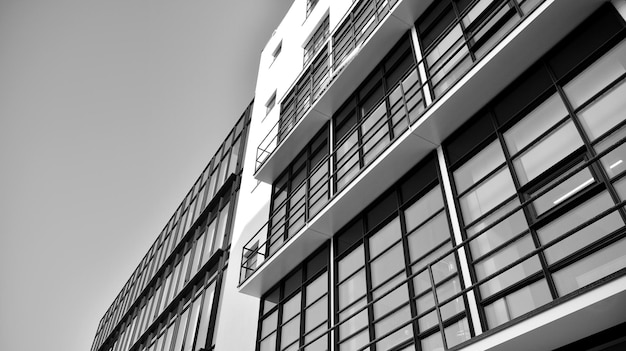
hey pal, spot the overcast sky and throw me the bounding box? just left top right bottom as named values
left=0, top=1, right=292, bottom=350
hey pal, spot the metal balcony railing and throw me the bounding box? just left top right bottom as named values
left=254, top=0, right=401, bottom=174
left=250, top=131, right=626, bottom=350
left=242, top=0, right=550, bottom=286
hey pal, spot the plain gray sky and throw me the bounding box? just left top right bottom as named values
left=0, top=1, right=292, bottom=350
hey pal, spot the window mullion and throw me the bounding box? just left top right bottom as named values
left=435, top=146, right=484, bottom=337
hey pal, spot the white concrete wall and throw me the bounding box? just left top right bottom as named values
left=213, top=0, right=353, bottom=350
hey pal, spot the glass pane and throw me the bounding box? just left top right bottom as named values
left=372, top=275, right=409, bottom=318
left=513, top=121, right=584, bottom=184
left=563, top=40, right=626, bottom=109
left=615, top=177, right=626, bottom=200
left=368, top=218, right=401, bottom=258
left=475, top=235, right=536, bottom=280
left=407, top=212, right=450, bottom=259
left=531, top=167, right=595, bottom=215
left=484, top=279, right=552, bottom=329
left=338, top=269, right=366, bottom=310
left=503, top=94, right=569, bottom=155
left=261, top=311, right=278, bottom=339
left=479, top=256, right=542, bottom=298
left=374, top=306, right=413, bottom=350
left=305, top=296, right=327, bottom=332
left=404, top=186, right=444, bottom=231
left=468, top=202, right=527, bottom=258
left=577, top=79, right=626, bottom=141
left=338, top=246, right=364, bottom=282
left=339, top=299, right=368, bottom=337
left=182, top=299, right=202, bottom=351
left=454, top=141, right=505, bottom=194
left=421, top=332, right=444, bottom=351
left=554, top=237, right=626, bottom=296
left=259, top=332, right=276, bottom=351
left=280, top=317, right=300, bottom=349
left=538, top=192, right=624, bottom=264
left=595, top=125, right=626, bottom=179
left=338, top=330, right=368, bottom=351
left=370, top=244, right=405, bottom=289
left=306, top=272, right=327, bottom=306
left=459, top=167, right=516, bottom=224
left=444, top=318, right=471, bottom=348
left=173, top=309, right=190, bottom=351
left=436, top=276, right=465, bottom=320
left=282, top=293, right=301, bottom=322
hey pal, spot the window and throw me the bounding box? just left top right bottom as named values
left=265, top=92, right=276, bottom=116
left=416, top=0, right=544, bottom=98
left=271, top=41, right=282, bottom=65
left=306, top=0, right=319, bottom=18
left=256, top=246, right=330, bottom=351
left=268, top=125, right=330, bottom=256
left=333, top=34, right=423, bottom=191
left=304, top=16, right=329, bottom=65
left=334, top=154, right=473, bottom=351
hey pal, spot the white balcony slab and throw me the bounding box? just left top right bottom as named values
left=240, top=130, right=437, bottom=297
left=238, top=223, right=330, bottom=296
left=464, top=275, right=626, bottom=351
left=412, top=0, right=606, bottom=145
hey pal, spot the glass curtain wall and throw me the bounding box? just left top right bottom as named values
left=444, top=6, right=626, bottom=330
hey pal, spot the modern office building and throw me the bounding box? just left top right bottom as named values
left=90, top=103, right=252, bottom=351
left=92, top=0, right=626, bottom=350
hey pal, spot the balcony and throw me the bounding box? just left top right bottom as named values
left=240, top=0, right=607, bottom=297
left=254, top=0, right=436, bottom=183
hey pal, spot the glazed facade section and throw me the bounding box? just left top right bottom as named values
left=252, top=5, right=626, bottom=351
left=91, top=103, right=251, bottom=351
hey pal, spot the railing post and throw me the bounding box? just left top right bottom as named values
left=436, top=146, right=484, bottom=337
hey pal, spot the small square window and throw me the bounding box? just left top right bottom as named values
left=271, top=41, right=282, bottom=65
left=306, top=0, right=319, bottom=17
left=266, top=91, right=277, bottom=115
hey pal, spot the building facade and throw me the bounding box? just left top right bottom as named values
left=92, top=0, right=626, bottom=350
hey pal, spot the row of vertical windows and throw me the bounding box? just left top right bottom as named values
left=333, top=34, right=425, bottom=191
left=107, top=270, right=221, bottom=351
left=332, top=0, right=400, bottom=72
left=101, top=195, right=233, bottom=351
left=269, top=126, right=330, bottom=256
left=333, top=155, right=470, bottom=351
left=258, top=246, right=330, bottom=351
left=304, top=16, right=329, bottom=66
left=279, top=46, right=331, bottom=143
left=416, top=0, right=544, bottom=99
left=93, top=106, right=250, bottom=351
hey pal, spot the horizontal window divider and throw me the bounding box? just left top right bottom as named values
left=470, top=229, right=531, bottom=264
left=506, top=115, right=572, bottom=160
left=478, top=270, right=546, bottom=306
left=403, top=208, right=446, bottom=237
left=547, top=227, right=626, bottom=274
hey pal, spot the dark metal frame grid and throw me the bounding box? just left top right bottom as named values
left=304, top=15, right=330, bottom=66
left=415, top=0, right=544, bottom=100
left=330, top=153, right=474, bottom=351
left=240, top=33, right=426, bottom=286
left=255, top=245, right=331, bottom=351
left=250, top=5, right=626, bottom=351
left=443, top=4, right=626, bottom=333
